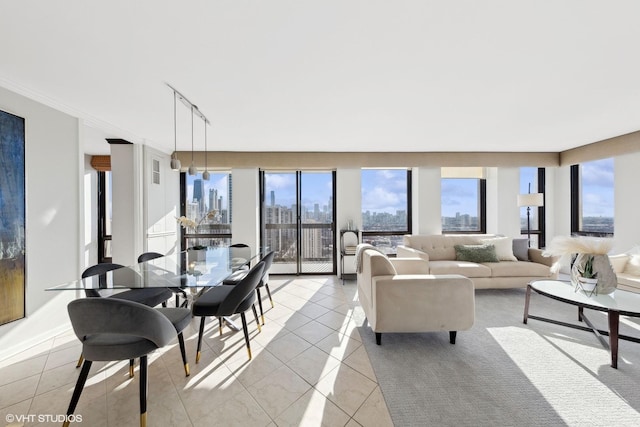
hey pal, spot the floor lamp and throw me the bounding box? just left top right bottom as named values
left=517, top=185, right=544, bottom=247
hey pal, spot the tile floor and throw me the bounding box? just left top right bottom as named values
left=0, top=276, right=394, bottom=427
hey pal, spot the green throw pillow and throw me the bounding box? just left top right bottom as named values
left=454, top=244, right=499, bottom=263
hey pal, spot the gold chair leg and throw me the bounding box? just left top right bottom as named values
left=76, top=354, right=84, bottom=368
left=129, top=359, right=135, bottom=378
left=184, top=363, right=190, bottom=377
left=196, top=351, right=201, bottom=364
left=140, top=412, right=147, bottom=427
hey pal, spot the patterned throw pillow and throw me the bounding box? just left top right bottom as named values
left=454, top=244, right=499, bottom=263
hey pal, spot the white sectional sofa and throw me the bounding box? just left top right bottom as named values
left=397, top=234, right=555, bottom=289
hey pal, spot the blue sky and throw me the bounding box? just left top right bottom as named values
left=186, top=173, right=229, bottom=209
left=185, top=161, right=615, bottom=219
left=580, top=158, right=614, bottom=217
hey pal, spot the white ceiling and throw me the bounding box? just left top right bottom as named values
left=1, top=1, right=639, bottom=155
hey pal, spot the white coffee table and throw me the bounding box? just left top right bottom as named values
left=523, top=279, right=640, bottom=369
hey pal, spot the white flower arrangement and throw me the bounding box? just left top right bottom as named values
left=176, top=210, right=218, bottom=233
left=543, top=235, right=614, bottom=273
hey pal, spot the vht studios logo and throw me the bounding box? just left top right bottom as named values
left=6, top=414, right=83, bottom=424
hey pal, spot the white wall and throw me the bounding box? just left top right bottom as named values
left=111, top=143, right=144, bottom=265
left=412, top=167, right=442, bottom=235
left=0, top=86, right=81, bottom=361
left=231, top=168, right=260, bottom=251
left=143, top=146, right=180, bottom=257
left=614, top=151, right=640, bottom=253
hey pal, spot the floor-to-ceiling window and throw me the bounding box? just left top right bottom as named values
left=180, top=171, right=232, bottom=250
left=261, top=171, right=336, bottom=274
left=361, top=168, right=411, bottom=255
left=571, top=158, right=614, bottom=236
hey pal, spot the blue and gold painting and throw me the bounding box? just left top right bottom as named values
left=0, top=109, right=26, bottom=325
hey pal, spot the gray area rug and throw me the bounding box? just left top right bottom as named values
left=359, top=288, right=640, bottom=427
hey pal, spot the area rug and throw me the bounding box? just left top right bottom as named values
left=358, top=288, right=640, bottom=427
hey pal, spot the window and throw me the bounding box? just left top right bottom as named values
left=571, top=158, right=614, bottom=236
left=519, top=167, right=545, bottom=248
left=180, top=171, right=232, bottom=249
left=98, top=171, right=112, bottom=263
left=361, top=169, right=411, bottom=255
left=441, top=173, right=486, bottom=233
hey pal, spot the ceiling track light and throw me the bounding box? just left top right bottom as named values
left=170, top=91, right=181, bottom=170
left=166, top=83, right=210, bottom=174
left=202, top=118, right=210, bottom=181
left=188, top=105, right=197, bottom=175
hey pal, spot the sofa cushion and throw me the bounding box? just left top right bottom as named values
left=624, top=254, right=640, bottom=275
left=483, top=261, right=551, bottom=278
left=429, top=260, right=492, bottom=278
left=618, top=273, right=640, bottom=289
left=512, top=238, right=529, bottom=261
left=403, top=234, right=490, bottom=261
left=454, top=244, right=499, bottom=263
left=480, top=236, right=517, bottom=261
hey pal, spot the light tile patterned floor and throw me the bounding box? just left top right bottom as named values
left=0, top=276, right=393, bottom=427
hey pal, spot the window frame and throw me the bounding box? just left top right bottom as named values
left=179, top=171, right=233, bottom=251
left=570, top=162, right=614, bottom=237
left=360, top=168, right=412, bottom=255
left=519, top=167, right=546, bottom=248
left=440, top=177, right=487, bottom=234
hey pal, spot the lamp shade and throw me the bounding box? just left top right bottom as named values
left=517, top=193, right=544, bottom=207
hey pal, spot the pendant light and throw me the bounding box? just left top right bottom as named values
left=202, top=117, right=210, bottom=181
left=170, top=91, right=181, bottom=170
left=188, top=105, right=197, bottom=176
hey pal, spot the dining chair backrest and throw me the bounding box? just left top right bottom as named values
left=259, top=251, right=275, bottom=281
left=219, top=261, right=265, bottom=315
left=137, top=252, right=164, bottom=263
left=230, top=243, right=252, bottom=264
left=81, top=263, right=125, bottom=297
left=67, top=297, right=176, bottom=361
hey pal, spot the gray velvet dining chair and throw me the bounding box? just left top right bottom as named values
left=137, top=251, right=188, bottom=308
left=223, top=250, right=276, bottom=325
left=193, top=261, right=265, bottom=362
left=75, top=263, right=175, bottom=377
left=64, top=298, right=187, bottom=427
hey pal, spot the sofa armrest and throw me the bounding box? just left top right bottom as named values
left=529, top=248, right=556, bottom=267
left=390, top=258, right=430, bottom=274
left=396, top=245, right=430, bottom=261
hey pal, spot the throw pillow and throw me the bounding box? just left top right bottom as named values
left=624, top=254, right=640, bottom=275
left=454, top=244, right=499, bottom=263
left=480, top=236, right=517, bottom=261
left=608, top=254, right=629, bottom=273
left=512, top=238, right=529, bottom=261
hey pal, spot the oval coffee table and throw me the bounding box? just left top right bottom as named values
left=523, top=279, right=640, bottom=369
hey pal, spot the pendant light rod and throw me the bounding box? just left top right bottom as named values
left=166, top=82, right=210, bottom=124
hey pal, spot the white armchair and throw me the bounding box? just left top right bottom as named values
left=357, top=247, right=475, bottom=345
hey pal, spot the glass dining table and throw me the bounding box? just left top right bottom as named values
left=47, top=247, right=260, bottom=292
left=46, top=246, right=263, bottom=328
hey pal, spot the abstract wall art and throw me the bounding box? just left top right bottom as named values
left=0, top=109, right=26, bottom=325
